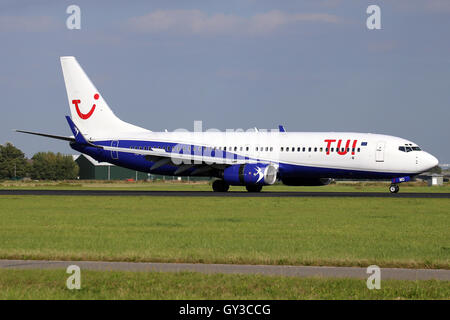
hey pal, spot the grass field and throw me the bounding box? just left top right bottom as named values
left=0, top=194, right=448, bottom=269
left=0, top=269, right=447, bottom=300
left=1, top=180, right=450, bottom=193
left=1, top=182, right=448, bottom=299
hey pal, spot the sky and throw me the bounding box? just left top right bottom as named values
left=1, top=0, right=449, bottom=162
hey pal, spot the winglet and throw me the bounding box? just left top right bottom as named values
left=278, top=125, right=286, bottom=132
left=65, top=116, right=90, bottom=145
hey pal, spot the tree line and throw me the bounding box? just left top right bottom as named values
left=0, top=143, right=78, bottom=180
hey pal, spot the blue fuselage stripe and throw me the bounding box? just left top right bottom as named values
left=70, top=140, right=412, bottom=179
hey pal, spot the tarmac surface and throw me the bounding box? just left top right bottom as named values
left=0, top=259, right=448, bottom=280
left=0, top=189, right=449, bottom=198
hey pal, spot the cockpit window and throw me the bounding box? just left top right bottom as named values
left=399, top=145, right=421, bottom=152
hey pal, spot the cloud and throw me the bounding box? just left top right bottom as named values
left=128, top=9, right=342, bottom=35
left=425, top=0, right=450, bottom=13
left=248, top=11, right=341, bottom=34
left=392, top=0, right=450, bottom=13
left=367, top=41, right=398, bottom=53
left=0, top=15, right=56, bottom=32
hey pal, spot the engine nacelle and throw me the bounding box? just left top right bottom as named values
left=281, top=177, right=332, bottom=186
left=223, top=163, right=278, bottom=186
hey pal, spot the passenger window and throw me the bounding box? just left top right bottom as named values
left=286, top=147, right=289, bottom=152
left=357, top=148, right=360, bottom=152
left=302, top=147, right=306, bottom=152
left=331, top=148, right=334, bottom=152
left=270, top=147, right=273, bottom=152
left=281, top=147, right=284, bottom=152
left=308, top=147, right=311, bottom=152
left=314, top=147, right=317, bottom=152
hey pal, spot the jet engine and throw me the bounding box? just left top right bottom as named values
left=223, top=163, right=278, bottom=186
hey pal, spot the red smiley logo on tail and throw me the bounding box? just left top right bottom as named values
left=72, top=93, right=99, bottom=120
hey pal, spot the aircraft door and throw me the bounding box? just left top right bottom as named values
left=375, top=141, right=385, bottom=162
left=111, top=140, right=119, bottom=160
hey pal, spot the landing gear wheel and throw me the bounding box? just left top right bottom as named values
left=389, top=185, right=400, bottom=193
left=246, top=185, right=263, bottom=192
left=212, top=180, right=229, bottom=192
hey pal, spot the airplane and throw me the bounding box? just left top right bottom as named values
left=17, top=56, right=439, bottom=193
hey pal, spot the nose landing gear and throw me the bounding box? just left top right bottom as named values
left=389, top=184, right=400, bottom=193
left=389, top=176, right=410, bottom=194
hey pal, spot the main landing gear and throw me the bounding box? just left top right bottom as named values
left=211, top=180, right=263, bottom=192
left=246, top=185, right=263, bottom=193
left=389, top=184, right=400, bottom=193
left=212, top=179, right=229, bottom=192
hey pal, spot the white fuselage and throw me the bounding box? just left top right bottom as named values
left=90, top=130, right=438, bottom=179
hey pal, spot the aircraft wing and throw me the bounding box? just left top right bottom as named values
left=98, top=144, right=260, bottom=166
left=16, top=119, right=270, bottom=172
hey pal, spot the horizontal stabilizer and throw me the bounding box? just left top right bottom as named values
left=15, top=130, right=75, bottom=142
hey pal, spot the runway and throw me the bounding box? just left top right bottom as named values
left=0, top=189, right=449, bottom=198
left=0, top=259, right=448, bottom=280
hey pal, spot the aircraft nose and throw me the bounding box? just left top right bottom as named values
left=423, top=152, right=439, bottom=171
